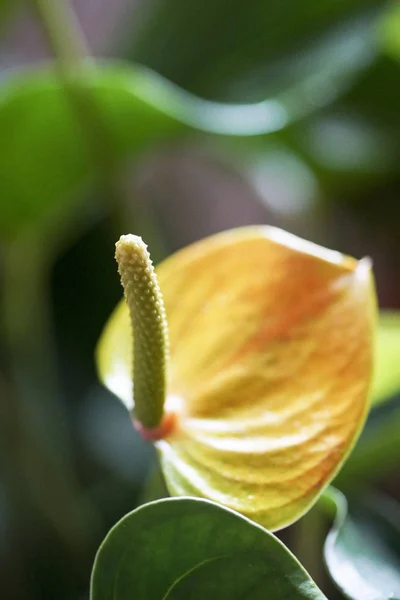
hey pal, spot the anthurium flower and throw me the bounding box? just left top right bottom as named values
left=97, top=227, right=375, bottom=531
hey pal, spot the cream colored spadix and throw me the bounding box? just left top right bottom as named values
left=114, top=235, right=169, bottom=429
left=97, top=226, right=376, bottom=531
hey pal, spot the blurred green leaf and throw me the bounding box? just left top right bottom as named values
left=0, top=62, right=322, bottom=241
left=380, top=0, right=400, bottom=60
left=0, top=65, right=186, bottom=240
left=335, top=309, right=400, bottom=489
left=91, top=497, right=327, bottom=600
left=278, top=55, right=400, bottom=197
left=372, top=311, right=400, bottom=405
left=3, top=58, right=362, bottom=242
left=129, top=0, right=384, bottom=102
left=322, top=488, right=400, bottom=600
left=330, top=309, right=400, bottom=491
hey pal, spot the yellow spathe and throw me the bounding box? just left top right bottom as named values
left=97, top=226, right=376, bottom=531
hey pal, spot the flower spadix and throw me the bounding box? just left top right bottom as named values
left=97, top=227, right=376, bottom=531
left=115, top=235, right=169, bottom=430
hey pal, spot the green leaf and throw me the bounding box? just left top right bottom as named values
left=0, top=65, right=186, bottom=240
left=0, top=62, right=301, bottom=241
left=380, top=0, right=400, bottom=60
left=91, top=497, right=327, bottom=600
left=6, top=57, right=399, bottom=242
left=129, top=0, right=383, bottom=102
left=372, top=311, right=400, bottom=406
left=322, top=488, right=400, bottom=600
left=334, top=311, right=400, bottom=489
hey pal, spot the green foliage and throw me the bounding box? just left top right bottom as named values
left=336, top=311, right=400, bottom=488
left=2, top=2, right=400, bottom=598
left=0, top=66, right=186, bottom=240
left=129, top=0, right=383, bottom=101
left=380, top=0, right=400, bottom=60
left=372, top=311, right=400, bottom=405
left=0, top=63, right=295, bottom=241
left=322, top=488, right=400, bottom=600
left=91, top=497, right=327, bottom=600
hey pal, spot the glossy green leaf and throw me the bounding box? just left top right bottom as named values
left=322, top=488, right=400, bottom=600
left=91, top=497, right=327, bottom=600
left=372, top=311, right=400, bottom=405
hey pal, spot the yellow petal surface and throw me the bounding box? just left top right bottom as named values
left=97, top=227, right=376, bottom=530
left=372, top=311, right=400, bottom=405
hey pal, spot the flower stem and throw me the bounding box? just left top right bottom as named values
left=30, top=0, right=171, bottom=431
left=30, top=0, right=123, bottom=210
left=30, top=0, right=169, bottom=249
left=31, top=0, right=88, bottom=71
left=115, top=235, right=169, bottom=429
left=293, top=506, right=325, bottom=588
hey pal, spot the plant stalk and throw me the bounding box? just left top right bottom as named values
left=293, top=506, right=326, bottom=588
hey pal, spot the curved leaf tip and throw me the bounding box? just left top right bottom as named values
left=322, top=488, right=400, bottom=600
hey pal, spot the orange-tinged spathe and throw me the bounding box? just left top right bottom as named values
left=97, top=226, right=376, bottom=531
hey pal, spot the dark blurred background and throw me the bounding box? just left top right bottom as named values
left=0, top=1, right=399, bottom=598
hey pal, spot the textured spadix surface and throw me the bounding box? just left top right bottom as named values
left=97, top=227, right=375, bottom=530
